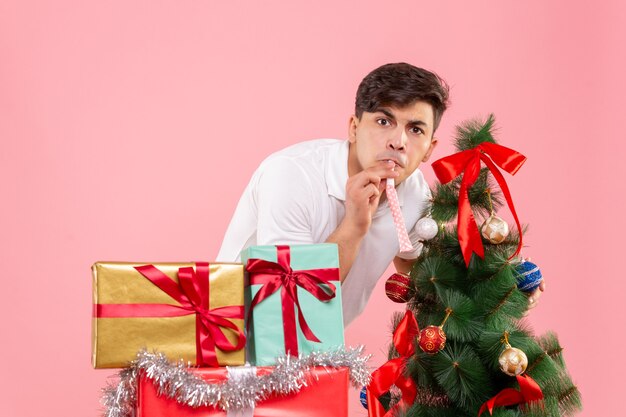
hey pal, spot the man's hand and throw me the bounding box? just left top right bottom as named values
left=326, top=160, right=399, bottom=282
left=393, top=256, right=416, bottom=275
left=525, top=280, right=546, bottom=313
left=343, top=160, right=399, bottom=236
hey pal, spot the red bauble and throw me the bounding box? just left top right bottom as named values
left=385, top=273, right=411, bottom=303
left=418, top=325, right=447, bottom=354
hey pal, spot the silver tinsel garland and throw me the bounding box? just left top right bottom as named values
left=102, top=347, right=371, bottom=417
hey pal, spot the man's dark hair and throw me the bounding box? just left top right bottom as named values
left=355, top=63, right=450, bottom=132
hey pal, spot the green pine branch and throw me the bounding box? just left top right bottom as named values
left=412, top=256, right=466, bottom=297
left=556, top=383, right=583, bottom=416
left=431, top=168, right=504, bottom=224
left=431, top=341, right=493, bottom=409
left=435, top=290, right=484, bottom=343
left=405, top=403, right=463, bottom=417
left=536, top=332, right=565, bottom=369
left=453, top=113, right=498, bottom=151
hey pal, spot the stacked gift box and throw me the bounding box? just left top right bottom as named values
left=92, top=244, right=359, bottom=417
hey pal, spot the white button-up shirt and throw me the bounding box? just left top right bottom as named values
left=217, top=139, right=431, bottom=325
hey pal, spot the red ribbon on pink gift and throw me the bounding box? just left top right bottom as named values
left=94, top=262, right=246, bottom=367
left=245, top=245, right=339, bottom=357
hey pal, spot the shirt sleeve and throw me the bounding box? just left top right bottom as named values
left=255, top=157, right=316, bottom=245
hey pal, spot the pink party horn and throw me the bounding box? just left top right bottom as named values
left=386, top=178, right=413, bottom=253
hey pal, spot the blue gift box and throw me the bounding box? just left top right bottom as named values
left=241, top=243, right=345, bottom=365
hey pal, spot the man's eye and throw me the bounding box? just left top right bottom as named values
left=377, top=119, right=390, bottom=126
left=410, top=127, right=424, bottom=135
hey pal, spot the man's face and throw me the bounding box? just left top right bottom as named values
left=348, top=100, right=438, bottom=183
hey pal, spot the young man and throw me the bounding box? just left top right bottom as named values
left=218, top=63, right=450, bottom=325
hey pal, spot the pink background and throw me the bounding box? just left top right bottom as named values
left=1, top=1, right=623, bottom=416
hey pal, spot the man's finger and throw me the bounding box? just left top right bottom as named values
left=526, top=286, right=543, bottom=310
left=351, top=171, right=390, bottom=190
left=349, top=172, right=380, bottom=189
left=532, top=286, right=542, bottom=300
left=363, top=163, right=399, bottom=180
left=348, top=162, right=399, bottom=189
left=363, top=183, right=381, bottom=199
left=378, top=178, right=387, bottom=193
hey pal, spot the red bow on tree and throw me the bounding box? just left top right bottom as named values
left=367, top=310, right=420, bottom=417
left=432, top=142, right=527, bottom=266
left=478, top=374, right=544, bottom=416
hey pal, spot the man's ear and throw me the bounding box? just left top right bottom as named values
left=348, top=115, right=359, bottom=143
left=422, top=137, right=438, bottom=162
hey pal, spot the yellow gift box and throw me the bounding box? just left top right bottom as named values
left=92, top=262, right=245, bottom=368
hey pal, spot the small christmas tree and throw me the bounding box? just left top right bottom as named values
left=369, top=115, right=582, bottom=417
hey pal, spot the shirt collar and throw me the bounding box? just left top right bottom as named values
left=326, top=140, right=410, bottom=207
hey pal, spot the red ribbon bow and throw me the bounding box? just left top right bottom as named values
left=366, top=310, right=420, bottom=417
left=95, top=262, right=246, bottom=367
left=478, top=374, right=544, bottom=416
left=245, top=245, right=338, bottom=356
left=432, top=142, right=527, bottom=266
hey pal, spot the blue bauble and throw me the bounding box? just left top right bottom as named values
left=515, top=260, right=543, bottom=292
left=360, top=386, right=368, bottom=409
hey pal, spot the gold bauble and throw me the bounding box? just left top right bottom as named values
left=498, top=347, right=528, bottom=376
left=481, top=215, right=509, bottom=244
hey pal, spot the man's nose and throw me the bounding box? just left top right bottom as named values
left=388, top=128, right=407, bottom=151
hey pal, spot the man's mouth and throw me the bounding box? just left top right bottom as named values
left=378, top=156, right=405, bottom=168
